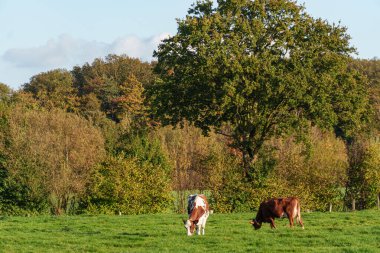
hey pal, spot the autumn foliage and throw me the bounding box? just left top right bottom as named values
left=0, top=0, right=379, bottom=215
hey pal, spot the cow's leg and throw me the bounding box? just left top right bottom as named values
left=199, top=225, right=205, bottom=235
left=298, top=217, right=304, bottom=229
left=201, top=221, right=207, bottom=235
left=204, top=214, right=210, bottom=235
left=296, top=213, right=304, bottom=229
left=296, top=204, right=305, bottom=229
left=201, top=223, right=206, bottom=235
left=196, top=225, right=200, bottom=235
left=288, top=214, right=294, bottom=228
left=269, top=218, right=276, bottom=229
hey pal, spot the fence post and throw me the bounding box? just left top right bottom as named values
left=329, top=203, right=332, bottom=212
left=377, top=193, right=379, bottom=210
left=352, top=198, right=356, bottom=211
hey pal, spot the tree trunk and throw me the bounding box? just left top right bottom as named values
left=377, top=193, right=380, bottom=210
left=329, top=203, right=332, bottom=213
left=352, top=198, right=356, bottom=211
left=54, top=198, right=62, bottom=215
left=179, top=190, right=185, bottom=214
left=242, top=149, right=258, bottom=179
left=242, top=151, right=252, bottom=178
left=69, top=197, right=76, bottom=213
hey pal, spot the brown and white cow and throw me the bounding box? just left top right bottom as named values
left=250, top=197, right=304, bottom=230
left=183, top=194, right=210, bottom=236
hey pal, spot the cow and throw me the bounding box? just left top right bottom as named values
left=250, top=197, right=304, bottom=230
left=183, top=194, right=210, bottom=236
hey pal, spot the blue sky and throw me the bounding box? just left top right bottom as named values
left=1, top=0, right=379, bottom=89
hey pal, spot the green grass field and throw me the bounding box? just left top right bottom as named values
left=0, top=210, right=379, bottom=252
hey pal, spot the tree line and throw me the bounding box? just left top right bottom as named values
left=0, top=0, right=379, bottom=215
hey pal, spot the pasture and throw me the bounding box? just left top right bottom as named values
left=0, top=210, right=379, bottom=252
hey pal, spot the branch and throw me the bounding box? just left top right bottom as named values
left=215, top=130, right=233, bottom=138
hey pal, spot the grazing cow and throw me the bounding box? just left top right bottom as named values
left=250, top=197, right=304, bottom=230
left=183, top=194, right=210, bottom=236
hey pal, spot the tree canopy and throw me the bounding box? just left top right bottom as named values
left=23, top=69, right=78, bottom=111
left=0, top=83, right=12, bottom=103
left=71, top=55, right=151, bottom=124
left=149, top=0, right=370, bottom=177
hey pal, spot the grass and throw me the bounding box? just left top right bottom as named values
left=0, top=210, right=379, bottom=252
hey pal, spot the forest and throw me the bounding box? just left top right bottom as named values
left=0, top=0, right=379, bottom=216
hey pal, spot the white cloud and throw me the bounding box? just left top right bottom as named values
left=1, top=33, right=170, bottom=88
left=3, top=34, right=102, bottom=68
left=109, top=33, right=170, bottom=59
left=3, top=33, right=169, bottom=69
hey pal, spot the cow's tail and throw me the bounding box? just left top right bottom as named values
left=296, top=200, right=304, bottom=229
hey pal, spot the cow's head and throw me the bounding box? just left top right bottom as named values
left=250, top=219, right=262, bottom=230
left=183, top=219, right=196, bottom=236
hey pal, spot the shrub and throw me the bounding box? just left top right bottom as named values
left=83, top=154, right=172, bottom=214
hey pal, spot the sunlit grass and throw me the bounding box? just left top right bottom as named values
left=0, top=210, right=379, bottom=252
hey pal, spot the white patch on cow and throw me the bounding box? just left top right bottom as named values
left=184, top=220, right=192, bottom=236
left=194, top=196, right=206, bottom=209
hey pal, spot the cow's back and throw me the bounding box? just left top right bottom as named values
left=257, top=197, right=298, bottom=219
left=261, top=198, right=283, bottom=218
left=187, top=195, right=197, bottom=215
left=187, top=194, right=209, bottom=214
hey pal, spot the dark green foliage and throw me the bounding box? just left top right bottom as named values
left=350, top=58, right=380, bottom=134
left=119, top=132, right=171, bottom=170
left=345, top=140, right=380, bottom=210
left=247, top=144, right=277, bottom=185
left=210, top=167, right=253, bottom=213
left=341, top=59, right=380, bottom=211
left=0, top=169, right=50, bottom=215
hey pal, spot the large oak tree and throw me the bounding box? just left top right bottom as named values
left=149, top=0, right=369, bottom=178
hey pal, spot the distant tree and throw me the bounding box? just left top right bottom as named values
left=351, top=58, right=380, bottom=134
left=72, top=54, right=153, bottom=125
left=157, top=124, right=223, bottom=212
left=0, top=83, right=12, bottom=103
left=1, top=106, right=105, bottom=215
left=23, top=69, right=78, bottom=112
left=149, top=0, right=370, bottom=178
left=72, top=54, right=155, bottom=91
left=363, top=142, right=380, bottom=209
left=345, top=59, right=380, bottom=210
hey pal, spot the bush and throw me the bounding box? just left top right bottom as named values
left=206, top=128, right=349, bottom=213
left=82, top=154, right=172, bottom=214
